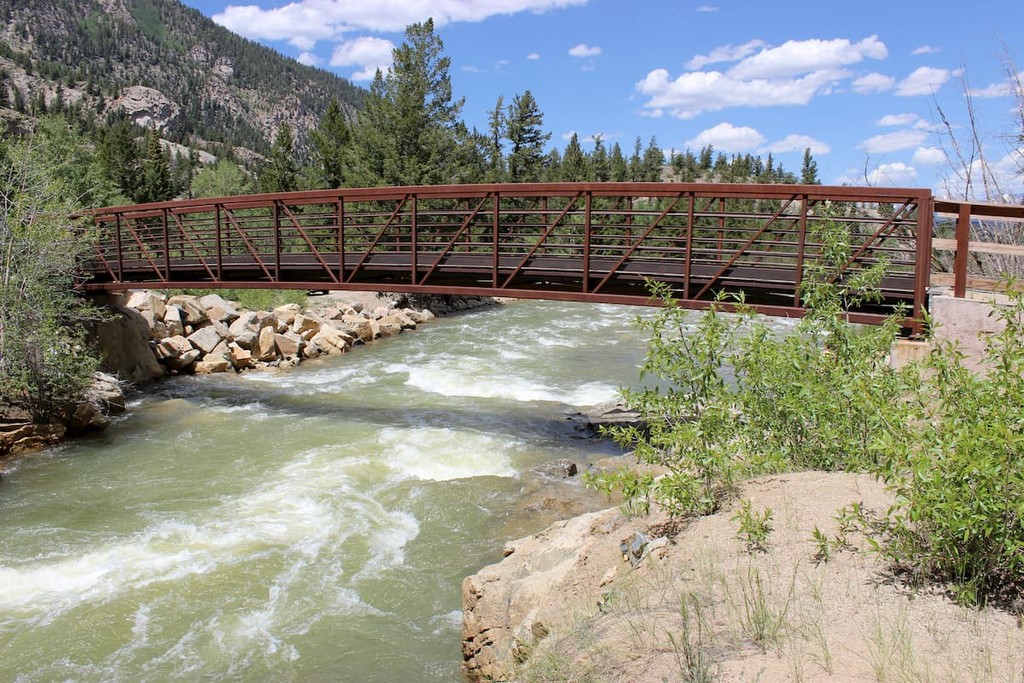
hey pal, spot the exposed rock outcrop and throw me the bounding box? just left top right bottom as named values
left=105, top=86, right=181, bottom=132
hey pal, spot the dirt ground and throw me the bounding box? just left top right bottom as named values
left=513, top=471, right=1024, bottom=682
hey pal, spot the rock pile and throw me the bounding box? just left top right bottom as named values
left=122, top=291, right=436, bottom=375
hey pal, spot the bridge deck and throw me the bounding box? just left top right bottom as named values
left=81, top=182, right=934, bottom=327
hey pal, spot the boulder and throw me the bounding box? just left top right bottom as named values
left=186, top=326, right=222, bottom=355
left=256, top=326, right=278, bottom=361
left=254, top=312, right=280, bottom=332
left=229, top=311, right=258, bottom=337
left=149, top=320, right=169, bottom=340
left=232, top=329, right=258, bottom=350
left=301, top=342, right=324, bottom=359
left=210, top=340, right=231, bottom=358
left=165, top=348, right=201, bottom=371
left=274, top=332, right=305, bottom=357
left=89, top=305, right=166, bottom=385
left=273, top=303, right=302, bottom=326
left=378, top=318, right=402, bottom=337
left=87, top=372, right=126, bottom=415
left=291, top=314, right=321, bottom=337
left=382, top=312, right=416, bottom=331
left=194, top=355, right=233, bottom=374
left=125, top=291, right=167, bottom=319
left=198, top=293, right=234, bottom=311
left=163, top=305, right=185, bottom=337
left=167, top=295, right=207, bottom=325
left=341, top=315, right=375, bottom=342
left=462, top=509, right=624, bottom=682
left=228, top=342, right=254, bottom=369
left=155, top=335, right=193, bottom=360
left=310, top=326, right=353, bottom=354
left=206, top=304, right=240, bottom=324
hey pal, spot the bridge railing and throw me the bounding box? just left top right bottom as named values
left=932, top=200, right=1024, bottom=297
left=82, top=182, right=933, bottom=325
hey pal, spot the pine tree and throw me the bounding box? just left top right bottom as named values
left=609, top=142, right=628, bottom=182
left=640, top=136, right=665, bottom=182
left=591, top=135, right=610, bottom=182
left=312, top=99, right=352, bottom=188
left=354, top=19, right=464, bottom=185
left=97, top=120, right=141, bottom=201
left=137, top=128, right=173, bottom=203
left=561, top=133, right=588, bottom=181
left=486, top=95, right=506, bottom=182
left=800, top=147, right=820, bottom=185
left=260, top=123, right=298, bottom=193
left=506, top=90, right=550, bottom=183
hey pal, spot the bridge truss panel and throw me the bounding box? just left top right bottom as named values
left=81, top=182, right=933, bottom=328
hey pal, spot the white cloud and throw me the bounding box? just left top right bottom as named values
left=684, top=122, right=766, bottom=152
left=911, top=45, right=940, bottom=55
left=851, top=72, right=895, bottom=94
left=696, top=5, right=718, bottom=11
left=214, top=0, right=587, bottom=47
left=766, top=134, right=831, bottom=154
left=561, top=130, right=578, bottom=141
left=912, top=146, right=946, bottom=165
left=896, top=66, right=951, bottom=96
left=686, top=39, right=769, bottom=70
left=329, top=36, right=395, bottom=81
left=860, top=129, right=928, bottom=154
left=526, top=52, right=541, bottom=60
left=637, top=67, right=846, bottom=119
left=876, top=113, right=920, bottom=127
left=639, top=36, right=887, bottom=118
left=969, top=80, right=1013, bottom=99
left=569, top=43, right=601, bottom=58
left=461, top=64, right=484, bottom=73
left=297, top=51, right=321, bottom=66
left=867, top=162, right=918, bottom=186
left=727, top=35, right=886, bottom=80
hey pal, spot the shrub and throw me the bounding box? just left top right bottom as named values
left=870, top=286, right=1024, bottom=604
left=595, top=218, right=908, bottom=516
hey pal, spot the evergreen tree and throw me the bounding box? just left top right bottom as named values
left=260, top=123, right=298, bottom=193
left=609, top=142, right=628, bottom=182
left=486, top=95, right=506, bottom=182
left=591, top=135, right=610, bottom=182
left=698, top=144, right=714, bottom=171
left=97, top=120, right=140, bottom=201
left=800, top=147, right=820, bottom=184
left=561, top=133, right=588, bottom=181
left=354, top=19, right=464, bottom=185
left=542, top=148, right=562, bottom=181
left=191, top=159, right=253, bottom=198
left=629, top=136, right=643, bottom=181
left=506, top=90, right=550, bottom=183
left=640, top=136, right=665, bottom=181
left=311, top=99, right=353, bottom=188
left=137, top=128, right=173, bottom=203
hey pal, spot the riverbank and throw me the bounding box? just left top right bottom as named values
left=463, top=470, right=1024, bottom=681
left=0, top=290, right=497, bottom=462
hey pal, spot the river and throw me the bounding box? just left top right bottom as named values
left=0, top=300, right=650, bottom=682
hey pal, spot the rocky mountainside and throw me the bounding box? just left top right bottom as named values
left=0, top=0, right=364, bottom=155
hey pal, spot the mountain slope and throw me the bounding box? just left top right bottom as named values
left=0, top=0, right=364, bottom=155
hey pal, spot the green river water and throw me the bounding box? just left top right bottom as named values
left=0, top=300, right=652, bottom=682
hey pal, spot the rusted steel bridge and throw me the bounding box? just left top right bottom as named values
left=80, top=182, right=1015, bottom=330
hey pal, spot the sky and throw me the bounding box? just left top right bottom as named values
left=177, top=0, right=1023, bottom=199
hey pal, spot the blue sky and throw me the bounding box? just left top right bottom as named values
left=179, top=0, right=1023, bottom=199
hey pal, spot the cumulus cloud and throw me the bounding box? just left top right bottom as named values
left=851, top=72, right=895, bottom=94
left=214, top=0, right=586, bottom=48
left=969, top=80, right=1013, bottom=99
left=896, top=66, right=951, bottom=96
left=696, top=5, right=719, bottom=11
left=329, top=36, right=395, bottom=80
left=638, top=36, right=887, bottom=118
left=684, top=122, right=766, bottom=152
left=867, top=162, right=918, bottom=186
left=569, top=43, right=602, bottom=58
left=912, top=146, right=946, bottom=165
left=526, top=52, right=541, bottom=60
left=727, top=35, right=886, bottom=80
left=686, top=39, right=769, bottom=70
left=637, top=68, right=847, bottom=119
left=766, top=134, right=831, bottom=154
left=911, top=45, right=940, bottom=55
left=297, top=51, right=321, bottom=66
left=860, top=129, right=928, bottom=154
left=876, top=113, right=920, bottom=127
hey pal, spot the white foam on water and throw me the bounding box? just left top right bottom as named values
left=378, top=426, right=518, bottom=481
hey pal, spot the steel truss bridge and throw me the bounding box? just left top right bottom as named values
left=79, top=182, right=1020, bottom=331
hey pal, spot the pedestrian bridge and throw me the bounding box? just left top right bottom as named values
left=79, top=181, right=1022, bottom=331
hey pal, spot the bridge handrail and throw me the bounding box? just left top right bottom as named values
left=933, top=199, right=1024, bottom=297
